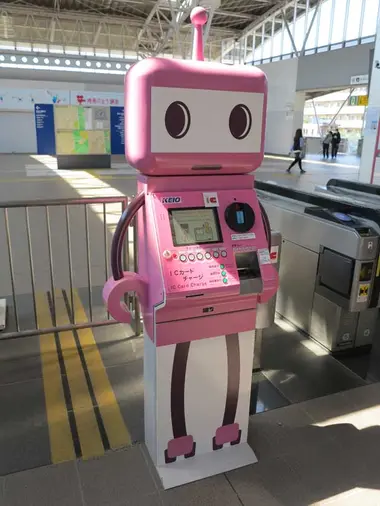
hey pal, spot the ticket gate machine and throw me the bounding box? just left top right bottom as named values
left=257, top=181, right=380, bottom=312
left=256, top=181, right=380, bottom=353
left=103, top=8, right=278, bottom=489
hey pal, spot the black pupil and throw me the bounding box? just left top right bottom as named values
left=229, top=104, right=251, bottom=140
left=165, top=101, right=190, bottom=139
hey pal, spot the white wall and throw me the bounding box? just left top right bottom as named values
left=259, top=58, right=305, bottom=155
left=0, top=77, right=123, bottom=93
left=297, top=43, right=374, bottom=91
left=0, top=77, right=124, bottom=153
left=359, top=20, right=380, bottom=182
left=0, top=112, right=37, bottom=153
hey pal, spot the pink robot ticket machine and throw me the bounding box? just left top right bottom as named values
left=103, top=7, right=278, bottom=489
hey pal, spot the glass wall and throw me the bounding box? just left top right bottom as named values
left=242, top=0, right=379, bottom=64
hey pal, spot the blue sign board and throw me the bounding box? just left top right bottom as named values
left=110, top=106, right=125, bottom=155
left=34, top=104, right=56, bottom=155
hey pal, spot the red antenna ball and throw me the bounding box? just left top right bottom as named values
left=190, top=7, right=208, bottom=26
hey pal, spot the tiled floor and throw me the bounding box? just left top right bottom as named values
left=1, top=153, right=380, bottom=504
left=0, top=297, right=372, bottom=478
left=0, top=153, right=361, bottom=204
left=2, top=383, right=380, bottom=506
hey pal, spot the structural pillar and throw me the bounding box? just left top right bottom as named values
left=359, top=12, right=380, bottom=183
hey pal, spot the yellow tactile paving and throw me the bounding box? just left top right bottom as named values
left=70, top=289, right=131, bottom=449
left=36, top=292, right=76, bottom=464
left=54, top=292, right=105, bottom=460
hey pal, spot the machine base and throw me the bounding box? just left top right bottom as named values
left=156, top=442, right=257, bottom=490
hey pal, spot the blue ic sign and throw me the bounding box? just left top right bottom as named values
left=34, top=104, right=56, bottom=155
left=110, top=106, right=125, bottom=155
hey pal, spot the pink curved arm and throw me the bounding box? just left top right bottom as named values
left=103, top=272, right=147, bottom=323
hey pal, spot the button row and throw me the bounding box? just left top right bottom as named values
left=178, top=250, right=227, bottom=262
left=221, top=264, right=228, bottom=284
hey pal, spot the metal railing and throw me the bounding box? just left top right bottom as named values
left=0, top=196, right=141, bottom=340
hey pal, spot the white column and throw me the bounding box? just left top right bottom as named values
left=359, top=13, right=380, bottom=183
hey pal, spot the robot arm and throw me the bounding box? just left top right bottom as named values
left=103, top=192, right=147, bottom=323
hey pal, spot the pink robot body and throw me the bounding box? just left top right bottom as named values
left=136, top=173, right=277, bottom=346
left=125, top=58, right=267, bottom=175
left=103, top=6, right=279, bottom=489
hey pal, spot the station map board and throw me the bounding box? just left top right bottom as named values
left=54, top=105, right=111, bottom=155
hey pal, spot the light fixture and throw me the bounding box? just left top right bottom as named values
left=86, top=61, right=91, bottom=67
left=75, top=60, right=81, bottom=66
left=44, top=58, right=49, bottom=64
left=65, top=59, right=71, bottom=65
left=116, top=63, right=121, bottom=69
left=21, top=56, right=28, bottom=63
left=96, top=62, right=101, bottom=67
left=54, top=58, right=60, bottom=64
left=0, top=55, right=4, bottom=61
left=10, top=56, right=16, bottom=62
left=33, top=57, right=39, bottom=63
left=106, top=62, right=111, bottom=68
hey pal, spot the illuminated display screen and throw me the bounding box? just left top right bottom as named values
left=169, top=207, right=222, bottom=246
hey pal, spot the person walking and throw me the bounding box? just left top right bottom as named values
left=287, top=128, right=306, bottom=174
left=322, top=131, right=332, bottom=159
left=331, top=128, right=341, bottom=159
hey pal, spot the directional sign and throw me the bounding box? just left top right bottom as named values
left=110, top=106, right=125, bottom=155
left=350, top=74, right=369, bottom=85
left=349, top=95, right=368, bottom=106
left=34, top=104, right=56, bottom=155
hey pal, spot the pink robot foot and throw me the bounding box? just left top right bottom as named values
left=213, top=423, right=241, bottom=451
left=165, top=435, right=196, bottom=464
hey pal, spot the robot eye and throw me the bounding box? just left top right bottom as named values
left=165, top=101, right=191, bottom=139
left=229, top=104, right=252, bottom=140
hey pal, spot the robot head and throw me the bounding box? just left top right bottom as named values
left=125, top=7, right=267, bottom=176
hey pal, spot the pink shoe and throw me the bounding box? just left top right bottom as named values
left=213, top=423, right=241, bottom=450
left=165, top=435, right=196, bottom=463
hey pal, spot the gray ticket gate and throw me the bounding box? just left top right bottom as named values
left=257, top=190, right=380, bottom=353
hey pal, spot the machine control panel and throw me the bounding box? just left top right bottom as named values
left=153, top=189, right=275, bottom=298
left=163, top=249, right=232, bottom=287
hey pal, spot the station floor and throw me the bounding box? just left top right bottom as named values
left=1, top=153, right=380, bottom=505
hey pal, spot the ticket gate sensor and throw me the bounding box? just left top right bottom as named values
left=327, top=179, right=380, bottom=197
left=256, top=183, right=379, bottom=353
left=103, top=8, right=278, bottom=490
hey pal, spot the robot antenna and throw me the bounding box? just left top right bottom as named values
left=190, top=7, right=208, bottom=62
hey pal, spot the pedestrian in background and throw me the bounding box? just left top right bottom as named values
left=287, top=128, right=306, bottom=174
left=322, top=131, right=332, bottom=159
left=331, top=128, right=341, bottom=159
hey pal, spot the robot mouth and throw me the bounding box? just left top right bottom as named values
left=191, top=165, right=222, bottom=171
